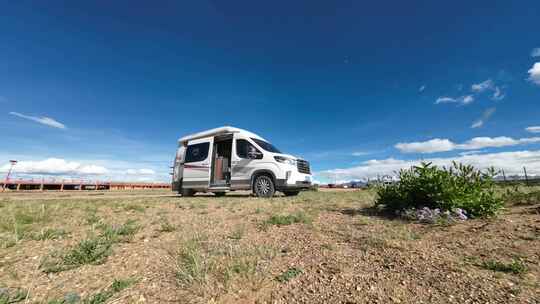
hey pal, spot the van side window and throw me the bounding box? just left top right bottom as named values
left=236, top=139, right=262, bottom=159
left=185, top=142, right=210, bottom=163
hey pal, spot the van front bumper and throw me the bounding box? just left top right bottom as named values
left=275, top=179, right=312, bottom=191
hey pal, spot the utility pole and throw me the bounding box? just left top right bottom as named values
left=2, top=160, right=17, bottom=192
left=502, top=169, right=507, bottom=182
left=523, top=166, right=529, bottom=186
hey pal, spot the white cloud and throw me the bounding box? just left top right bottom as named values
left=9, top=112, right=66, bottom=129
left=435, top=97, right=456, bottom=104
left=419, top=85, right=426, bottom=92
left=317, top=150, right=540, bottom=181
left=435, top=95, right=474, bottom=105
left=528, top=62, right=540, bottom=85
left=462, top=95, right=474, bottom=104
left=525, top=126, right=540, bottom=133
left=471, top=79, right=505, bottom=101
left=0, top=158, right=107, bottom=175
left=471, top=121, right=484, bottom=129
left=351, top=151, right=370, bottom=157
left=492, top=86, right=505, bottom=101
left=459, top=137, right=517, bottom=149
left=531, top=48, right=540, bottom=58
left=395, top=135, right=540, bottom=153
left=395, top=138, right=455, bottom=153
left=459, top=150, right=483, bottom=156
left=471, top=79, right=494, bottom=93
left=471, top=107, right=496, bottom=129
left=126, top=168, right=156, bottom=175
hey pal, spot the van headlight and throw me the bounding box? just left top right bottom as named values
left=274, top=156, right=297, bottom=166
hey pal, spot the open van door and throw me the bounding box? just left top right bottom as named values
left=172, top=145, right=186, bottom=192
left=182, top=137, right=213, bottom=190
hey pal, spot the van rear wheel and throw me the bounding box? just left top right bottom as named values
left=181, top=188, right=195, bottom=197
left=253, top=175, right=275, bottom=198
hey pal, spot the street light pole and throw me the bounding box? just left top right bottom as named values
left=2, top=160, right=17, bottom=192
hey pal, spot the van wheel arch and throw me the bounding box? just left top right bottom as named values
left=251, top=170, right=277, bottom=197
left=250, top=170, right=277, bottom=189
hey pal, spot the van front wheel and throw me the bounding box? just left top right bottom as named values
left=253, top=175, right=275, bottom=198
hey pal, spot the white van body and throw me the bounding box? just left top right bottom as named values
left=172, top=126, right=312, bottom=197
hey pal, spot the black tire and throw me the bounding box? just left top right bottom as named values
left=253, top=175, right=275, bottom=198
left=214, top=192, right=226, bottom=197
left=180, top=188, right=195, bottom=197
left=283, top=191, right=300, bottom=197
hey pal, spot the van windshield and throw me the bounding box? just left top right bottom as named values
left=251, top=138, right=281, bottom=153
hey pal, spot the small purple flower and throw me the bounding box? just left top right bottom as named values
left=401, top=206, right=468, bottom=223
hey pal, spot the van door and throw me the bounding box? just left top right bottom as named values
left=182, top=137, right=213, bottom=189
left=172, top=145, right=186, bottom=192
left=231, top=135, right=263, bottom=190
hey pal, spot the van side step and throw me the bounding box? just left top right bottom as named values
left=208, top=186, right=231, bottom=191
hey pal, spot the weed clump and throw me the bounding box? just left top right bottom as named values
left=30, top=228, right=68, bottom=241
left=46, top=278, right=136, bottom=304
left=40, top=220, right=139, bottom=273
left=41, top=237, right=112, bottom=273
left=173, top=235, right=273, bottom=297
left=376, top=162, right=503, bottom=217
left=481, top=259, right=528, bottom=275
left=156, top=218, right=176, bottom=233
left=262, top=211, right=312, bottom=228
left=276, top=267, right=302, bottom=282
left=502, top=187, right=540, bottom=206
left=0, top=287, right=27, bottom=304
left=99, top=220, right=140, bottom=243
left=175, top=236, right=210, bottom=285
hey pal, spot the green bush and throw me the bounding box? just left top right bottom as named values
left=376, top=162, right=503, bottom=217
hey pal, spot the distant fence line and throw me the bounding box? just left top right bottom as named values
left=1, top=178, right=170, bottom=191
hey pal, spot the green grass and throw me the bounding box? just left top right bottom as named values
left=175, top=236, right=209, bottom=286
left=47, top=293, right=80, bottom=304
left=481, top=259, right=528, bottom=275
left=321, top=243, right=335, bottom=250
left=156, top=218, right=176, bottom=233
left=0, top=288, right=27, bottom=304
left=41, top=237, right=113, bottom=273
left=83, top=278, right=136, bottom=304
left=173, top=235, right=271, bottom=294
left=123, top=204, right=146, bottom=213
left=40, top=220, right=139, bottom=273
left=228, top=225, right=245, bottom=240
left=503, top=188, right=540, bottom=206
left=85, top=212, right=101, bottom=225
left=99, top=220, right=140, bottom=243
left=47, top=278, right=136, bottom=304
left=30, top=228, right=68, bottom=241
left=276, top=267, right=303, bottom=283
left=0, top=236, right=17, bottom=249
left=262, top=211, right=312, bottom=229
left=0, top=204, right=55, bottom=246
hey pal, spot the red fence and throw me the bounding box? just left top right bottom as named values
left=1, top=178, right=171, bottom=191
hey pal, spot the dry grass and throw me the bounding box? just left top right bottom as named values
left=0, top=189, right=538, bottom=303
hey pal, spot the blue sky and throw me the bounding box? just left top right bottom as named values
left=1, top=1, right=540, bottom=183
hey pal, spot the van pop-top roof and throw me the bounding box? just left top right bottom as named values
left=178, top=126, right=265, bottom=144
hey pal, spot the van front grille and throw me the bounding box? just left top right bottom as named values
left=297, top=159, right=311, bottom=174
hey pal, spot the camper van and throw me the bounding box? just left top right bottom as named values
left=172, top=126, right=312, bottom=197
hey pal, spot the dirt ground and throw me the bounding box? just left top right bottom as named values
left=0, top=189, right=538, bottom=303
